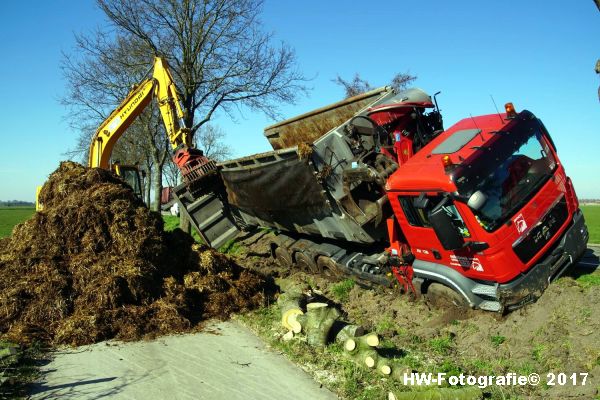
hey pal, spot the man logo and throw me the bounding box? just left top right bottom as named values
left=514, top=214, right=528, bottom=234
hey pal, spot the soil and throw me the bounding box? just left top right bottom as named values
left=233, top=230, right=600, bottom=399
left=0, top=162, right=270, bottom=347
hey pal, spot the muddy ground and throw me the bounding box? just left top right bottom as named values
left=234, top=230, right=600, bottom=399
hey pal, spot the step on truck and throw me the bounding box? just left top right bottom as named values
left=173, top=87, right=589, bottom=312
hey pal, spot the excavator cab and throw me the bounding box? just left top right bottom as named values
left=112, top=164, right=144, bottom=200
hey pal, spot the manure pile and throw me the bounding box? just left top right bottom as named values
left=0, top=162, right=267, bottom=346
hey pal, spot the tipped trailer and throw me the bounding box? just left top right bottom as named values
left=173, top=87, right=589, bottom=312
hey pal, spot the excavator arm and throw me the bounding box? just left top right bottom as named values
left=37, top=57, right=214, bottom=211
left=88, top=57, right=192, bottom=169
left=86, top=56, right=216, bottom=203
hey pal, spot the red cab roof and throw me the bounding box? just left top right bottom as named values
left=387, top=113, right=510, bottom=193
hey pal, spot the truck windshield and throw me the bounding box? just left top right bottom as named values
left=452, top=114, right=557, bottom=231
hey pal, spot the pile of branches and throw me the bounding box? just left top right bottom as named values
left=0, top=162, right=268, bottom=346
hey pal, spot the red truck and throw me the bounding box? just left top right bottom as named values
left=173, top=87, right=589, bottom=312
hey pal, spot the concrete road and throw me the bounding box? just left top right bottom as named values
left=30, top=321, right=337, bottom=400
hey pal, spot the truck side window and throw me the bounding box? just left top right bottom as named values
left=399, top=195, right=471, bottom=237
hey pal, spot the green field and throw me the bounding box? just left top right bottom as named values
left=580, top=205, right=600, bottom=244
left=1, top=206, right=599, bottom=243
left=0, top=208, right=35, bottom=238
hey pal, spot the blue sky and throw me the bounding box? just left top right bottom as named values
left=0, top=0, right=599, bottom=201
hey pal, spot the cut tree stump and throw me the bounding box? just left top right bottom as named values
left=306, top=302, right=328, bottom=310
left=363, top=349, right=379, bottom=368
left=334, top=324, right=365, bottom=344
left=275, top=284, right=419, bottom=386
left=343, top=333, right=379, bottom=355
left=277, top=291, right=304, bottom=331
left=302, top=303, right=341, bottom=347
left=376, top=356, right=392, bottom=375
left=275, top=278, right=310, bottom=294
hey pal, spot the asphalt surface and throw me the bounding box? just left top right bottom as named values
left=29, top=247, right=599, bottom=400
left=30, top=321, right=337, bottom=400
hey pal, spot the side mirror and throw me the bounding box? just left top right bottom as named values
left=429, top=199, right=465, bottom=250
left=467, top=190, right=487, bottom=211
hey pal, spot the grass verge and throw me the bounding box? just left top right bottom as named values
left=0, top=341, right=46, bottom=398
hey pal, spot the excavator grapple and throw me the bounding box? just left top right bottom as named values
left=173, top=147, right=218, bottom=197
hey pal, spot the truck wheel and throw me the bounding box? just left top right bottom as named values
left=274, top=246, right=293, bottom=268
left=316, top=256, right=343, bottom=281
left=425, top=282, right=468, bottom=309
left=295, top=252, right=318, bottom=274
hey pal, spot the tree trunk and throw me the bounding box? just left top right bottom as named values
left=145, top=167, right=152, bottom=206
left=334, top=324, right=365, bottom=344
left=179, top=214, right=191, bottom=233
left=151, top=163, right=162, bottom=212
left=301, top=304, right=341, bottom=347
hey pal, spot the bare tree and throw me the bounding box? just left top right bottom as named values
left=195, top=124, right=233, bottom=162
left=162, top=159, right=181, bottom=189
left=97, top=0, right=306, bottom=135
left=62, top=0, right=306, bottom=214
left=334, top=72, right=417, bottom=98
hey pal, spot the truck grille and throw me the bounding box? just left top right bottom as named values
left=513, top=197, right=568, bottom=264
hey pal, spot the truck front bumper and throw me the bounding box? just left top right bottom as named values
left=498, top=209, right=589, bottom=311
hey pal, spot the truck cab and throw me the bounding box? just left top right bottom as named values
left=386, top=109, right=589, bottom=311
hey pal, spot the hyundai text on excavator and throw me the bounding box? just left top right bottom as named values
left=171, top=87, right=589, bottom=312
left=36, top=57, right=215, bottom=211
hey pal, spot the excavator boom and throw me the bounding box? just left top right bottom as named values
left=88, top=57, right=192, bottom=169
left=37, top=57, right=214, bottom=211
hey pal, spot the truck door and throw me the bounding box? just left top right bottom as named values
left=396, top=194, right=472, bottom=263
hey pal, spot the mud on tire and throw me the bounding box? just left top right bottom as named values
left=424, top=282, right=469, bottom=309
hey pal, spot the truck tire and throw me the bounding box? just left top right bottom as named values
left=295, top=251, right=319, bottom=274
left=425, top=282, right=468, bottom=309
left=274, top=246, right=293, bottom=268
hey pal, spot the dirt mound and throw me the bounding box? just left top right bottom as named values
left=0, top=162, right=268, bottom=346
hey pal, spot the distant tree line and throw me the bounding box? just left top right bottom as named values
left=0, top=201, right=35, bottom=207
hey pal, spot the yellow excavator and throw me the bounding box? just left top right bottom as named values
left=37, top=57, right=215, bottom=210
